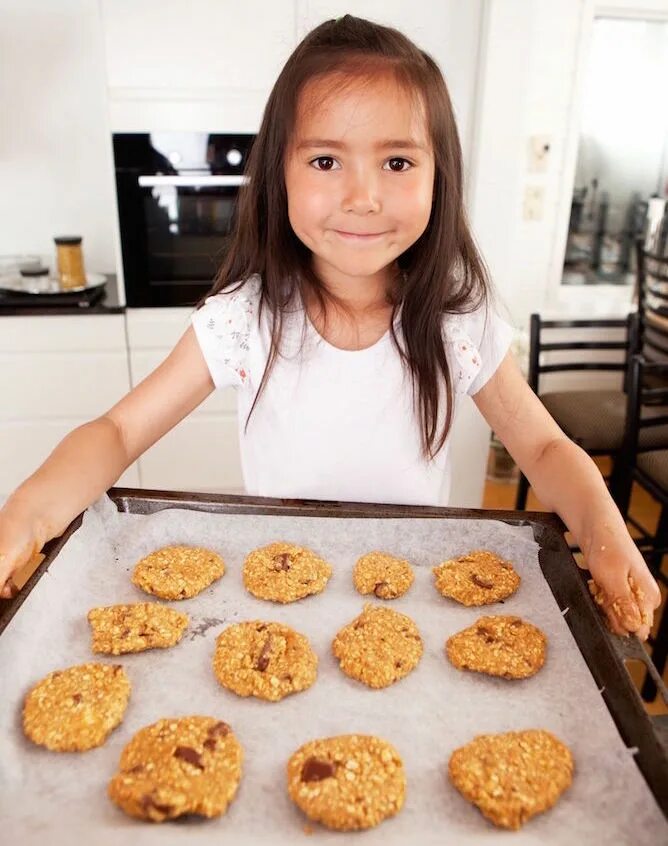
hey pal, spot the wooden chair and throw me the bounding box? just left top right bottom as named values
left=619, top=353, right=668, bottom=700
left=515, top=312, right=639, bottom=509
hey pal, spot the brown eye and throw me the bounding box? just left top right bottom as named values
left=311, top=156, right=336, bottom=171
left=386, top=158, right=411, bottom=172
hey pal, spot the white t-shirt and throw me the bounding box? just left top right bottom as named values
left=191, top=274, right=514, bottom=506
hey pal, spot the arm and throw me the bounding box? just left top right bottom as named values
left=0, top=326, right=214, bottom=597
left=473, top=350, right=662, bottom=640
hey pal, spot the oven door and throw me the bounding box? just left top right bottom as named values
left=116, top=172, right=248, bottom=307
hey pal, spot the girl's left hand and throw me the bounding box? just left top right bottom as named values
left=585, top=538, right=662, bottom=640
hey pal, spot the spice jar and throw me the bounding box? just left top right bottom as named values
left=54, top=236, right=86, bottom=290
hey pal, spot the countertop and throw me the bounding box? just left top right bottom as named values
left=0, top=274, right=124, bottom=316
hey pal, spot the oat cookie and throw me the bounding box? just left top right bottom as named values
left=449, top=729, right=574, bottom=830
left=353, top=552, right=414, bottom=599
left=213, top=621, right=318, bottom=701
left=433, top=550, right=520, bottom=606
left=287, top=734, right=405, bottom=831
left=108, top=716, right=243, bottom=822
left=132, top=545, right=225, bottom=600
left=332, top=604, right=423, bottom=689
left=87, top=602, right=189, bottom=655
left=243, top=542, right=332, bottom=603
left=23, top=663, right=130, bottom=751
left=446, top=615, right=547, bottom=679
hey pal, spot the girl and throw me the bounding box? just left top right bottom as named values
left=0, top=16, right=660, bottom=640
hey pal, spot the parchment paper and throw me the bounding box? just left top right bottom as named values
left=0, top=493, right=665, bottom=844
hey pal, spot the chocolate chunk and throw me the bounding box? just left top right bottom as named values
left=125, top=764, right=144, bottom=774
left=301, top=757, right=336, bottom=782
left=72, top=693, right=82, bottom=704
left=272, top=553, right=291, bottom=571
left=373, top=581, right=390, bottom=598
left=476, top=625, right=498, bottom=643
left=203, top=738, right=217, bottom=751
left=173, top=746, right=205, bottom=769
left=208, top=721, right=230, bottom=738
left=471, top=574, right=494, bottom=589
left=113, top=664, right=123, bottom=673
left=255, top=636, right=273, bottom=672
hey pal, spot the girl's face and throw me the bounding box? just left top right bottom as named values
left=285, top=73, right=435, bottom=293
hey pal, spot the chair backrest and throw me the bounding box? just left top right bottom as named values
left=623, top=355, right=668, bottom=465
left=636, top=241, right=668, bottom=365
left=528, top=312, right=638, bottom=394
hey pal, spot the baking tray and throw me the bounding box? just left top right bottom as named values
left=1, top=486, right=667, bottom=821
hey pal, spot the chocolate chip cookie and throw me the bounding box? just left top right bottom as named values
left=446, top=615, right=547, bottom=679
left=287, top=734, right=406, bottom=830
left=332, top=604, right=423, bottom=689
left=23, top=662, right=130, bottom=751
left=132, top=545, right=225, bottom=600
left=352, top=552, right=414, bottom=599
left=213, top=621, right=318, bottom=701
left=449, top=729, right=574, bottom=830
left=433, top=550, right=520, bottom=606
left=242, top=542, right=332, bottom=603
left=108, top=716, right=243, bottom=822
left=87, top=602, right=189, bottom=655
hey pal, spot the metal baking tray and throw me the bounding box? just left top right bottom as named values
left=1, top=486, right=666, bottom=818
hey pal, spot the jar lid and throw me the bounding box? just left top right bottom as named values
left=54, top=236, right=82, bottom=245
left=20, top=266, right=49, bottom=277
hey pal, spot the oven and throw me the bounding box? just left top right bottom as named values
left=113, top=132, right=255, bottom=307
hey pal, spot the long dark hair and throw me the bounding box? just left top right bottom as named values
left=202, top=14, right=491, bottom=458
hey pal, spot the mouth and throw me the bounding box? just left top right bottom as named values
left=334, top=230, right=389, bottom=242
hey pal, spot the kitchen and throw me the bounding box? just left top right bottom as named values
left=1, top=0, right=667, bottom=841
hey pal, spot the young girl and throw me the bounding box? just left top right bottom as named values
left=0, top=16, right=660, bottom=640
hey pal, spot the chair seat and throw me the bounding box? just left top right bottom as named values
left=540, top=389, right=668, bottom=453
left=637, top=450, right=668, bottom=492
left=540, top=390, right=626, bottom=452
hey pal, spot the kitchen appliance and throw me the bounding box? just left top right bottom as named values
left=113, top=132, right=255, bottom=307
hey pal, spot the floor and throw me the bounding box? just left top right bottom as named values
left=483, top=454, right=668, bottom=717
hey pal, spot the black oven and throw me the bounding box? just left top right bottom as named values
left=113, top=132, right=255, bottom=307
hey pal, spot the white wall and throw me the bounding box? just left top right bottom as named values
left=0, top=0, right=118, bottom=277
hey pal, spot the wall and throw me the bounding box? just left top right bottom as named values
left=0, top=0, right=118, bottom=279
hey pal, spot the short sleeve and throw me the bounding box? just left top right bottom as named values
left=191, top=275, right=261, bottom=389
left=443, top=302, right=515, bottom=396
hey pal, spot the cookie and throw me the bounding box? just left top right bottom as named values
left=449, top=729, right=574, bottom=830
left=243, top=542, right=332, bottom=603
left=108, top=716, right=243, bottom=822
left=87, top=602, right=189, bottom=655
left=433, top=550, right=520, bottom=606
left=287, top=734, right=405, bottom=831
left=131, top=545, right=225, bottom=600
left=353, top=552, right=414, bottom=599
left=213, top=621, right=318, bottom=701
left=446, top=615, right=547, bottom=679
left=332, top=604, right=423, bottom=689
left=23, top=663, right=130, bottom=752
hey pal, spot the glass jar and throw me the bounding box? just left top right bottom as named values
left=54, top=236, right=86, bottom=290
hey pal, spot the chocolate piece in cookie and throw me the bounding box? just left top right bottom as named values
left=287, top=734, right=405, bottom=830
left=213, top=621, right=318, bottom=701
left=446, top=615, right=547, bottom=679
left=242, top=542, right=332, bottom=603
left=23, top=663, right=130, bottom=752
left=332, top=604, right=423, bottom=689
left=433, top=550, right=520, bottom=606
left=131, top=545, right=225, bottom=600
left=87, top=602, right=189, bottom=655
left=448, top=729, right=574, bottom=830
left=108, top=716, right=243, bottom=822
left=352, top=552, right=414, bottom=600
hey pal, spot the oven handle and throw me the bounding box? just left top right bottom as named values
left=138, top=175, right=249, bottom=187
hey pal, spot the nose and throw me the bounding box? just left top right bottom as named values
left=341, top=167, right=381, bottom=215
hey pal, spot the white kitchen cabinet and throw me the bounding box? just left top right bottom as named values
left=125, top=308, right=244, bottom=493
left=0, top=314, right=139, bottom=497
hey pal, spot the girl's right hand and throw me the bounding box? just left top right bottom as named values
left=0, top=503, right=46, bottom=599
